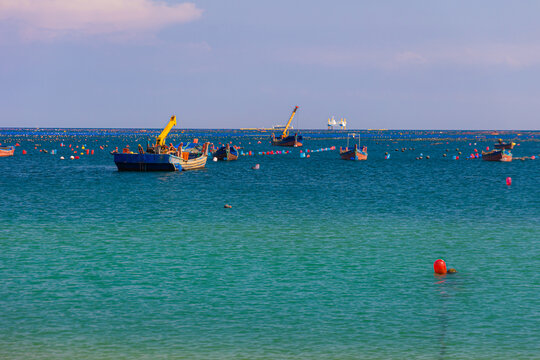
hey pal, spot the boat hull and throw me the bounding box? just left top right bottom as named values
left=271, top=134, right=303, bottom=147
left=0, top=146, right=15, bottom=157
left=481, top=150, right=512, bottom=162
left=113, top=153, right=182, bottom=171
left=180, top=155, right=208, bottom=170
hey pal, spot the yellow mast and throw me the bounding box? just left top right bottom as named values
left=282, top=106, right=299, bottom=138
left=156, top=115, right=177, bottom=146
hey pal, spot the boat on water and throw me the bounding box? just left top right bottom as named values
left=177, top=141, right=210, bottom=170
left=0, top=146, right=15, bottom=157
left=481, top=149, right=512, bottom=162
left=340, top=134, right=367, bottom=160
left=212, top=143, right=238, bottom=161
left=113, top=115, right=209, bottom=171
left=271, top=106, right=303, bottom=147
left=494, top=139, right=516, bottom=150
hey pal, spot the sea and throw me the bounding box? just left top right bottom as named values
left=0, top=129, right=539, bottom=359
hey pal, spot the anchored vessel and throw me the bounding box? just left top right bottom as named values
left=494, top=139, right=516, bottom=150
left=481, top=149, right=512, bottom=162
left=271, top=106, right=303, bottom=147
left=0, top=146, right=15, bottom=157
left=340, top=134, right=367, bottom=160
left=212, top=143, right=238, bottom=161
left=113, top=115, right=209, bottom=171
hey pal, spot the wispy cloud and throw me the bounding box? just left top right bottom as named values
left=281, top=43, right=540, bottom=69
left=0, top=0, right=203, bottom=41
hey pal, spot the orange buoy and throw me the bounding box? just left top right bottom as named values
left=506, top=177, right=512, bottom=186
left=434, top=259, right=447, bottom=274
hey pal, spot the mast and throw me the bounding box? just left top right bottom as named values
left=282, top=106, right=299, bottom=138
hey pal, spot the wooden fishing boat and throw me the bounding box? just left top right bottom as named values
left=271, top=106, right=303, bottom=147
left=340, top=134, right=367, bottom=160
left=494, top=139, right=515, bottom=150
left=177, top=142, right=210, bottom=170
left=0, top=146, right=15, bottom=157
left=481, top=149, right=512, bottom=162
left=340, top=144, right=368, bottom=160
left=212, top=143, right=238, bottom=161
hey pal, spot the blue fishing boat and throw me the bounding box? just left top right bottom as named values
left=113, top=115, right=183, bottom=171
left=212, top=143, right=239, bottom=161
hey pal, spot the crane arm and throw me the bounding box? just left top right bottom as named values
left=282, top=106, right=299, bottom=137
left=156, top=115, right=177, bottom=146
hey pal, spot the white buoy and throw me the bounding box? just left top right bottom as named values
left=70, top=156, right=74, bottom=159
left=213, top=157, right=218, bottom=162
left=60, top=156, right=65, bottom=160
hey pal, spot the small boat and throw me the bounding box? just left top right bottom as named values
left=481, top=149, right=512, bottom=162
left=494, top=139, right=515, bottom=150
left=0, top=146, right=15, bottom=157
left=212, top=143, right=238, bottom=161
left=177, top=141, right=210, bottom=170
left=340, top=134, right=367, bottom=160
left=271, top=106, right=303, bottom=147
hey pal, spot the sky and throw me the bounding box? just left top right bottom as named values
left=1, top=0, right=540, bottom=130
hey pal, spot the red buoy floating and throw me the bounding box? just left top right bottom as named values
left=434, top=259, right=447, bottom=274
left=506, top=177, right=512, bottom=186
left=22, top=149, right=27, bottom=155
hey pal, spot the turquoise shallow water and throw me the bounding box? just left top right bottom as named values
left=0, top=131, right=539, bottom=359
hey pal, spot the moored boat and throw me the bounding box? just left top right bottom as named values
left=340, top=144, right=368, bottom=160
left=271, top=106, right=303, bottom=147
left=113, top=115, right=209, bottom=171
left=340, top=134, right=367, bottom=160
left=494, top=139, right=515, bottom=150
left=481, top=149, right=512, bottom=162
left=177, top=141, right=210, bottom=170
left=0, top=146, right=15, bottom=157
left=212, top=143, right=239, bottom=161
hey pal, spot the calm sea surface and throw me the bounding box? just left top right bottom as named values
left=0, top=130, right=539, bottom=359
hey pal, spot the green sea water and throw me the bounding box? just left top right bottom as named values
left=1, top=132, right=539, bottom=359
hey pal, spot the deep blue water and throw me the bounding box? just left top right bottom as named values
left=1, top=130, right=539, bottom=359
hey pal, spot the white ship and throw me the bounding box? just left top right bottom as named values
left=339, top=118, right=347, bottom=130
left=328, top=116, right=337, bottom=130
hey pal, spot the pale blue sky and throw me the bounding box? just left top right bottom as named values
left=1, top=0, right=539, bottom=129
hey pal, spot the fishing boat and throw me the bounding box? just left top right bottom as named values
left=494, top=139, right=516, bottom=150
left=212, top=143, right=238, bottom=161
left=340, top=134, right=367, bottom=160
left=177, top=141, right=210, bottom=170
left=113, top=115, right=210, bottom=171
left=481, top=149, right=512, bottom=162
left=0, top=146, right=15, bottom=157
left=271, top=106, right=303, bottom=147
left=114, top=115, right=182, bottom=171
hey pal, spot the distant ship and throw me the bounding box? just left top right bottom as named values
left=328, top=116, right=337, bottom=130
left=328, top=116, right=346, bottom=130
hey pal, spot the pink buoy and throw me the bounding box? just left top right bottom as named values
left=434, top=259, right=447, bottom=274
left=506, top=177, right=512, bottom=186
